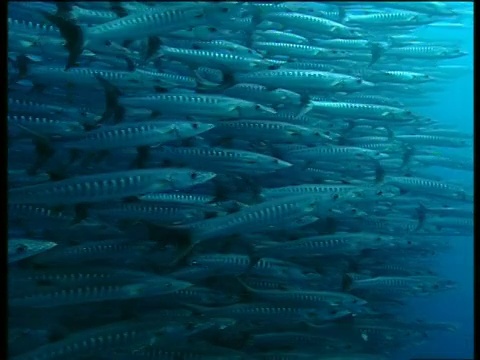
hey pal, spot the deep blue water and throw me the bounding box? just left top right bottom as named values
left=393, top=3, right=474, bottom=359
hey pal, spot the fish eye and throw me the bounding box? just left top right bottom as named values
left=330, top=50, right=338, bottom=54
left=351, top=208, right=357, bottom=213
left=332, top=194, right=339, bottom=200
left=220, top=7, right=229, bottom=13
left=376, top=237, right=382, bottom=242
left=329, top=309, right=338, bottom=315
left=208, top=27, right=218, bottom=33
left=407, top=241, right=412, bottom=245
left=190, top=172, right=198, bottom=180
left=164, top=282, right=172, bottom=287
left=191, top=123, right=199, bottom=129
left=255, top=104, right=262, bottom=110
left=376, top=191, right=383, bottom=196
left=433, top=284, right=439, bottom=289
left=104, top=40, right=112, bottom=46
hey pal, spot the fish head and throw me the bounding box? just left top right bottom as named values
left=169, top=169, right=217, bottom=189
left=271, top=89, right=302, bottom=105
left=368, top=150, right=390, bottom=160
left=253, top=103, right=277, bottom=115
left=176, top=121, right=215, bottom=137
left=269, top=157, right=293, bottom=170
left=144, top=277, right=193, bottom=294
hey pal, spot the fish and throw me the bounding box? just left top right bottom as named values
left=7, top=2, right=472, bottom=360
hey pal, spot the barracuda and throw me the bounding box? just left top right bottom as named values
left=264, top=12, right=363, bottom=38
left=8, top=168, right=216, bottom=205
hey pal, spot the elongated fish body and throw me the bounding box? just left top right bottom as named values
left=384, top=46, right=467, bottom=60
left=382, top=176, right=467, bottom=200
left=31, top=239, right=157, bottom=265
left=8, top=239, right=57, bottom=264
left=256, top=233, right=395, bottom=258
left=253, top=30, right=309, bottom=44
left=64, top=5, right=120, bottom=25
left=394, top=134, right=470, bottom=148
left=60, top=121, right=214, bottom=150
left=8, top=114, right=84, bottom=136
left=234, top=70, right=374, bottom=92
left=313, top=38, right=372, bottom=50
left=8, top=168, right=216, bottom=205
left=193, top=302, right=352, bottom=324
left=365, top=70, right=435, bottom=84
left=285, top=145, right=388, bottom=163
left=8, top=97, right=66, bottom=117
left=302, top=101, right=417, bottom=121
left=150, top=146, right=291, bottom=174
left=10, top=276, right=192, bottom=308
left=18, top=64, right=162, bottom=90
left=212, top=120, right=326, bottom=142
left=158, top=46, right=273, bottom=72
left=84, top=6, right=209, bottom=45
left=179, top=195, right=319, bottom=243
left=8, top=319, right=191, bottom=360
left=223, top=84, right=302, bottom=107
left=90, top=202, right=206, bottom=225
left=252, top=42, right=351, bottom=60
left=138, top=192, right=215, bottom=204
left=261, top=184, right=362, bottom=200
left=345, top=12, right=438, bottom=27
left=241, top=279, right=367, bottom=308
left=8, top=18, right=60, bottom=37
left=119, top=93, right=276, bottom=119
left=118, top=343, right=245, bottom=360
left=264, top=12, right=363, bottom=38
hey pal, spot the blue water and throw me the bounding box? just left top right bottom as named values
left=394, top=3, right=474, bottom=359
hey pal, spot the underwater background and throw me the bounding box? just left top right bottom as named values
left=8, top=2, right=474, bottom=360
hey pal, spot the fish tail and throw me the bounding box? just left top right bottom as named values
left=342, top=273, right=354, bottom=291
left=41, top=11, right=84, bottom=70
left=374, top=160, right=385, bottom=184
left=94, top=74, right=125, bottom=124
left=369, top=42, right=385, bottom=67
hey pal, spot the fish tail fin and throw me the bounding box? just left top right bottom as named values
left=94, top=74, right=125, bottom=124
left=110, top=2, right=130, bottom=18
left=415, top=203, right=428, bottom=230
left=130, top=146, right=151, bottom=169
left=194, top=69, right=234, bottom=92
left=14, top=124, right=57, bottom=175
left=369, top=42, right=385, bottom=67
left=144, top=36, right=162, bottom=61
left=401, top=145, right=415, bottom=168
left=54, top=2, right=74, bottom=19
left=296, top=100, right=314, bottom=118
left=374, top=160, right=385, bottom=184
left=14, top=54, right=31, bottom=79
left=342, top=273, right=354, bottom=291
left=41, top=11, right=84, bottom=70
